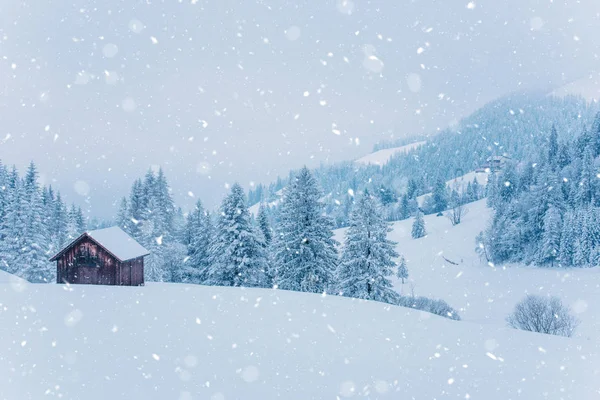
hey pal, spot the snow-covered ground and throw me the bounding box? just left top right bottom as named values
left=354, top=141, right=426, bottom=166
left=336, top=199, right=600, bottom=340
left=1, top=270, right=598, bottom=399
left=2, top=199, right=600, bottom=399
left=549, top=72, right=600, bottom=102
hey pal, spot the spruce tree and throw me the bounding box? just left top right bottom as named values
left=547, top=125, right=559, bottom=169
left=432, top=178, right=448, bottom=214
left=21, top=162, right=53, bottom=282
left=206, top=184, right=269, bottom=287
left=559, top=211, right=577, bottom=266
left=537, top=205, right=562, bottom=266
left=397, top=256, right=409, bottom=284
left=185, top=200, right=212, bottom=283
left=257, top=203, right=273, bottom=245
left=411, top=210, right=426, bottom=239
left=51, top=193, right=69, bottom=252
left=116, top=197, right=131, bottom=234
left=274, top=167, right=338, bottom=293
left=336, top=193, right=399, bottom=303
left=0, top=168, right=25, bottom=274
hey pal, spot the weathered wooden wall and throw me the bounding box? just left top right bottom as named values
left=56, top=236, right=144, bottom=286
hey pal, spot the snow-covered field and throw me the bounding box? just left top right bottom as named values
left=354, top=141, right=426, bottom=166
left=1, top=271, right=598, bottom=399
left=2, top=199, right=600, bottom=399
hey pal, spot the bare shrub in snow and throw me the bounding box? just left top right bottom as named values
left=446, top=203, right=468, bottom=226
left=396, top=296, right=461, bottom=321
left=507, top=295, right=578, bottom=337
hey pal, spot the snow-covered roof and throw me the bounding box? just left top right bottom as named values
left=50, top=226, right=149, bottom=262
left=87, top=227, right=150, bottom=262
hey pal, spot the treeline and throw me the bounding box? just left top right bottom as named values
left=114, top=166, right=458, bottom=318
left=0, top=162, right=86, bottom=282
left=248, top=94, right=598, bottom=227
left=479, top=113, right=600, bottom=267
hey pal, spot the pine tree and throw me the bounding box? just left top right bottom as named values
left=128, top=179, right=145, bottom=240
left=67, top=204, right=85, bottom=239
left=185, top=200, right=212, bottom=283
left=397, top=256, right=409, bottom=284
left=21, top=162, right=53, bottom=282
left=51, top=193, right=69, bottom=252
left=411, top=210, right=426, bottom=239
left=336, top=193, right=399, bottom=303
left=399, top=194, right=410, bottom=220
left=0, top=168, right=25, bottom=274
left=537, top=205, right=562, bottom=266
left=574, top=145, right=596, bottom=206
left=206, top=184, right=269, bottom=287
left=0, top=162, right=7, bottom=223
left=547, top=125, right=559, bottom=169
left=274, top=167, right=338, bottom=293
left=116, top=197, right=131, bottom=234
left=471, top=177, right=481, bottom=200
left=498, top=162, right=518, bottom=203
left=432, top=178, right=448, bottom=214
left=257, top=203, right=273, bottom=245
left=153, top=168, right=175, bottom=238
left=559, top=211, right=577, bottom=266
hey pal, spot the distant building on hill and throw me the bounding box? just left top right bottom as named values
left=479, top=155, right=511, bottom=172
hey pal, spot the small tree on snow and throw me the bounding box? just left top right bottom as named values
left=397, top=256, right=409, bottom=284
left=411, top=211, right=426, bottom=239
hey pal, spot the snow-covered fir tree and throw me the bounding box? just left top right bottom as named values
left=431, top=178, right=448, bottom=214
left=206, top=183, right=269, bottom=287
left=336, top=193, right=399, bottom=304
left=274, top=166, right=338, bottom=293
left=116, top=197, right=131, bottom=233
left=411, top=210, right=426, bottom=239
left=257, top=203, right=273, bottom=245
left=20, top=162, right=53, bottom=282
left=0, top=168, right=25, bottom=274
left=537, top=205, right=562, bottom=267
left=184, top=200, right=212, bottom=283
left=397, top=256, right=409, bottom=284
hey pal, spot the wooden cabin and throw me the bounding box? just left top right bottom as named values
left=50, top=226, right=149, bottom=286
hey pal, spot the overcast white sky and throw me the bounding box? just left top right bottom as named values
left=1, top=0, right=599, bottom=217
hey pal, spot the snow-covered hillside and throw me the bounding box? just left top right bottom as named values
left=248, top=189, right=283, bottom=216
left=334, top=199, right=600, bottom=340
left=417, top=170, right=489, bottom=206
left=550, top=72, right=600, bottom=102
left=354, top=141, right=426, bottom=166
left=1, top=270, right=598, bottom=399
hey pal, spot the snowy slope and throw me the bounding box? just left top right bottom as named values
left=1, top=276, right=598, bottom=399
left=248, top=189, right=283, bottom=216
left=549, top=72, right=600, bottom=102
left=354, top=141, right=426, bottom=166
left=417, top=170, right=489, bottom=206
left=335, top=199, right=600, bottom=340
